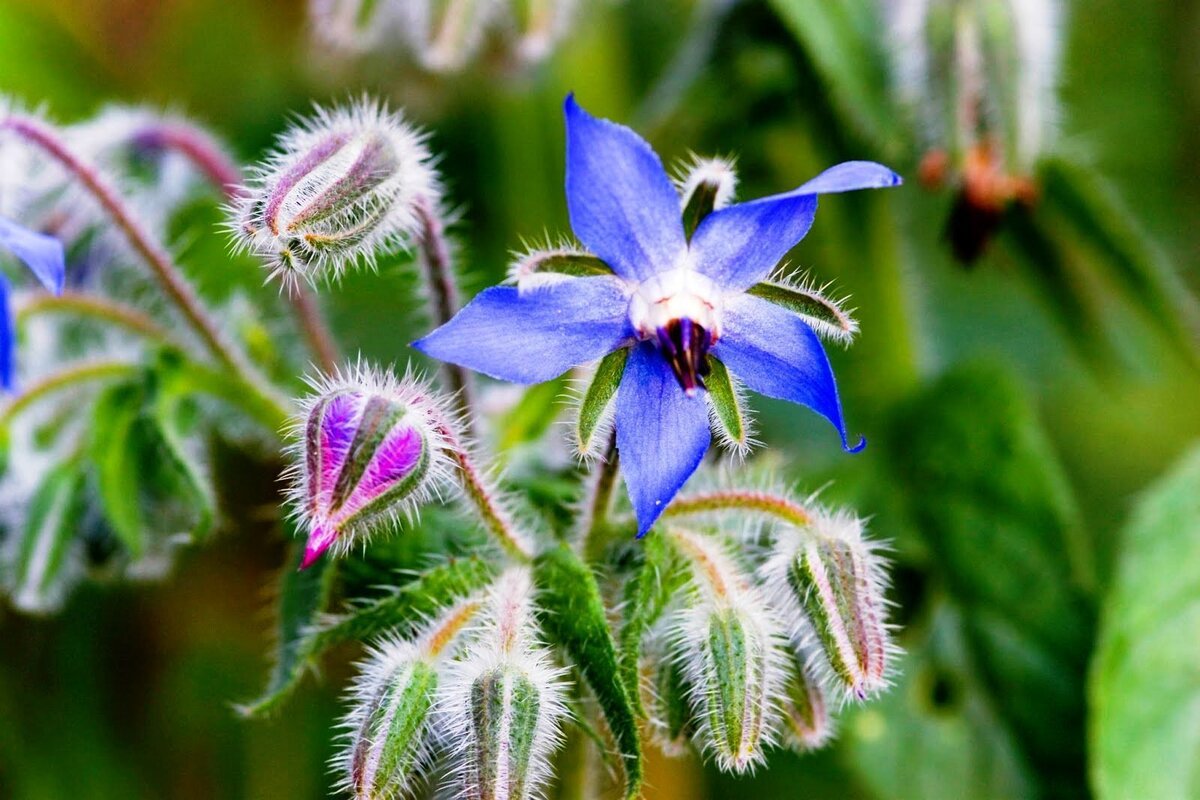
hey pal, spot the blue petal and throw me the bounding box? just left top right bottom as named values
left=0, top=277, right=13, bottom=392
left=413, top=277, right=633, bottom=384
left=690, top=160, right=902, bottom=291
left=714, top=293, right=864, bottom=452
left=616, top=342, right=711, bottom=536
left=564, top=95, right=686, bottom=282
left=0, top=217, right=65, bottom=295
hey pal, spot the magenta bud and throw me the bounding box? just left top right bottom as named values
left=289, top=370, right=444, bottom=568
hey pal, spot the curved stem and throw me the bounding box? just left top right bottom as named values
left=431, top=407, right=534, bottom=562
left=1, top=114, right=292, bottom=425
left=17, top=292, right=175, bottom=344
left=580, top=432, right=619, bottom=559
left=0, top=361, right=139, bottom=427
left=663, top=489, right=814, bottom=528
left=138, top=119, right=342, bottom=374
left=414, top=195, right=477, bottom=427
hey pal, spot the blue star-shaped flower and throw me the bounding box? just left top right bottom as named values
left=0, top=216, right=66, bottom=390
left=415, top=96, right=900, bottom=535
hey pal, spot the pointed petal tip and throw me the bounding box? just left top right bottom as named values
left=844, top=434, right=867, bottom=454
left=299, top=526, right=334, bottom=570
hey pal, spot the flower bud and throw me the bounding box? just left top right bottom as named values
left=668, top=528, right=785, bottom=773
left=341, top=599, right=481, bottom=799
left=780, top=658, right=833, bottom=753
left=764, top=510, right=894, bottom=701
left=645, top=628, right=693, bottom=756
left=288, top=367, right=447, bottom=569
left=403, top=0, right=504, bottom=74
left=440, top=568, right=568, bottom=800
left=233, top=101, right=438, bottom=286
left=676, top=156, right=737, bottom=239
left=310, top=0, right=396, bottom=54
left=510, top=0, right=576, bottom=66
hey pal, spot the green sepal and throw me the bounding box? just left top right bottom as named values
left=576, top=348, right=628, bottom=456
left=705, top=358, right=749, bottom=451
left=352, top=660, right=438, bottom=797
left=682, top=181, right=720, bottom=240
left=746, top=281, right=857, bottom=341
left=516, top=251, right=613, bottom=281
left=534, top=543, right=642, bottom=799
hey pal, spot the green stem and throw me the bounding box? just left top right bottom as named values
left=581, top=432, right=619, bottom=559
left=663, top=489, right=815, bottom=528
left=17, top=292, right=175, bottom=344
left=0, top=361, right=140, bottom=427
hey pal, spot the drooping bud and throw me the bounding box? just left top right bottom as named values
left=232, top=101, right=438, bottom=287
left=763, top=509, right=894, bottom=701
left=309, top=0, right=397, bottom=54
left=340, top=599, right=481, bottom=800
left=287, top=366, right=448, bottom=569
left=402, top=0, right=505, bottom=74
left=509, top=0, right=577, bottom=66
left=675, top=156, right=737, bottom=239
left=780, top=657, right=834, bottom=753
left=668, top=528, right=785, bottom=773
left=439, top=568, right=568, bottom=800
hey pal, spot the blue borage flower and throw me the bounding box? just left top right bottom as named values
left=0, top=217, right=65, bottom=390
left=415, top=96, right=900, bottom=534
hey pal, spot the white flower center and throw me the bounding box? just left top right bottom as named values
left=627, top=266, right=723, bottom=341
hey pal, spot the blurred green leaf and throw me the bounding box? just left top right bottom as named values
left=534, top=543, right=642, bottom=799
left=498, top=376, right=571, bottom=452
left=767, top=0, right=900, bottom=155
left=1091, top=443, right=1200, bottom=800
left=10, top=459, right=85, bottom=611
left=888, top=361, right=1095, bottom=796
left=239, top=536, right=337, bottom=719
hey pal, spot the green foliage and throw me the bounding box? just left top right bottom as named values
left=705, top=358, right=749, bottom=450
left=616, top=531, right=684, bottom=717
left=10, top=460, right=85, bottom=610
left=888, top=361, right=1095, bottom=796
left=1091, top=444, right=1200, bottom=800
left=534, top=543, right=643, bottom=799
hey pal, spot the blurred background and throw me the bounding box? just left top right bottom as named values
left=1, top=0, right=1199, bottom=797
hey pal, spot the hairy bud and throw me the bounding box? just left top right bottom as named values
left=763, top=510, right=894, bottom=701
left=780, top=658, right=834, bottom=753
left=403, top=0, right=504, bottom=74
left=440, top=568, right=568, bottom=800
left=287, top=365, right=448, bottom=569
left=340, top=599, right=480, bottom=799
left=668, top=528, right=785, bottom=773
left=232, top=100, right=438, bottom=286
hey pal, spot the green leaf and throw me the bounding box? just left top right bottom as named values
left=238, top=536, right=337, bottom=718
left=1039, top=156, right=1200, bottom=367
left=576, top=348, right=628, bottom=456
left=1091, top=444, right=1200, bottom=800
left=887, top=361, right=1095, bottom=795
left=534, top=544, right=642, bottom=799
left=89, top=383, right=149, bottom=556
left=10, top=459, right=86, bottom=612
left=746, top=281, right=857, bottom=341
left=616, top=532, right=685, bottom=718
left=498, top=375, right=571, bottom=451
left=767, top=0, right=900, bottom=154
left=705, top=358, right=749, bottom=452
left=239, top=555, right=495, bottom=718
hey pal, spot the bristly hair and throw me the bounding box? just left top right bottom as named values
left=664, top=527, right=787, bottom=774
left=762, top=265, right=859, bottom=346
left=506, top=233, right=599, bottom=295
left=759, top=507, right=900, bottom=706
left=282, top=358, right=455, bottom=561
left=704, top=366, right=759, bottom=460
left=434, top=567, right=571, bottom=799
left=672, top=152, right=739, bottom=211
left=227, top=97, right=440, bottom=292
left=335, top=596, right=485, bottom=800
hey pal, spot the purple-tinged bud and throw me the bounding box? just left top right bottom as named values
left=287, top=366, right=448, bottom=569
left=763, top=510, right=895, bottom=701
left=668, top=528, right=785, bottom=774
left=780, top=658, right=834, bottom=753
left=232, top=100, right=438, bottom=287
left=340, top=599, right=481, bottom=800
left=439, top=568, right=568, bottom=800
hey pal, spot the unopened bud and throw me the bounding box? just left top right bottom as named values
left=310, top=0, right=396, bottom=53
left=676, top=156, right=737, bottom=239
left=510, top=0, right=576, bottom=66
left=288, top=366, right=447, bottom=569
left=764, top=510, right=893, bottom=701
left=440, top=568, right=568, bottom=800
left=780, top=658, right=833, bottom=753
left=233, top=101, right=438, bottom=286
left=342, top=599, right=481, bottom=799
left=645, top=630, right=693, bottom=756
left=669, top=529, right=784, bottom=773
left=404, top=0, right=504, bottom=74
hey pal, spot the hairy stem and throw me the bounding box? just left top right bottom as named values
left=1, top=113, right=292, bottom=424
left=0, top=361, right=139, bottom=427
left=431, top=407, right=534, bottom=563
left=413, top=195, right=476, bottom=425
left=18, top=292, right=175, bottom=344
left=580, top=432, right=619, bottom=559
left=139, top=119, right=342, bottom=374
left=664, top=489, right=814, bottom=528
